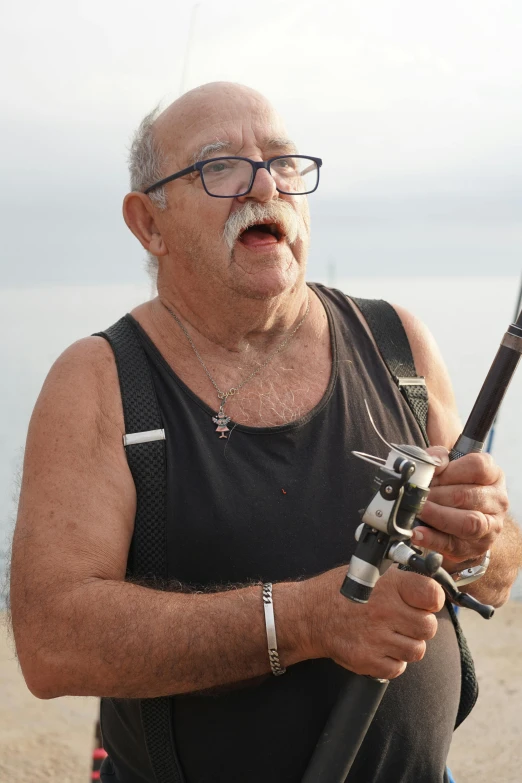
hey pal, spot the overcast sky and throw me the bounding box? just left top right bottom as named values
left=2, top=0, right=521, bottom=285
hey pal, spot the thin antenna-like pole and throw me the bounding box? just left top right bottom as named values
left=179, top=4, right=200, bottom=96
left=327, top=257, right=337, bottom=287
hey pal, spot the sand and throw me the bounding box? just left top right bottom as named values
left=1, top=604, right=521, bottom=782
left=0, top=615, right=98, bottom=781
left=447, top=601, right=522, bottom=782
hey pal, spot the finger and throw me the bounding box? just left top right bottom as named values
left=397, top=572, right=445, bottom=612
left=411, top=525, right=490, bottom=562
left=417, top=500, right=502, bottom=541
left=425, top=446, right=449, bottom=477
left=375, top=658, right=408, bottom=680
left=393, top=609, right=438, bottom=641
left=388, top=635, right=426, bottom=664
left=427, top=483, right=508, bottom=515
left=430, top=452, right=503, bottom=488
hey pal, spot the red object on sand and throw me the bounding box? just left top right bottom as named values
left=91, top=720, right=108, bottom=781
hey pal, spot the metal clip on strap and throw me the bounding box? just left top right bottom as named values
left=123, top=429, right=166, bottom=447
left=396, top=377, right=427, bottom=387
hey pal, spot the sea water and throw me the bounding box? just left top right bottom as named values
left=1, top=276, right=521, bottom=599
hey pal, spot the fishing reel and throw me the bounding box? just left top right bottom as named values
left=340, top=442, right=494, bottom=619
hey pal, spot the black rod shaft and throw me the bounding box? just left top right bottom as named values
left=452, top=310, right=522, bottom=456
left=301, top=674, right=388, bottom=783
left=486, top=272, right=522, bottom=453
left=461, top=345, right=521, bottom=442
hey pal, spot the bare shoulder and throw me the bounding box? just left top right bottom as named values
left=390, top=304, right=462, bottom=448
left=35, top=335, right=124, bottom=435
left=12, top=334, right=135, bottom=598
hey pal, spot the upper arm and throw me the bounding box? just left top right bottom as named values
left=391, top=305, right=462, bottom=448
left=11, top=336, right=136, bottom=641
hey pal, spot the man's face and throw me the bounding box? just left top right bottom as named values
left=153, top=88, right=311, bottom=300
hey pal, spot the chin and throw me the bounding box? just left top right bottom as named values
left=230, top=251, right=305, bottom=300
left=229, top=241, right=307, bottom=300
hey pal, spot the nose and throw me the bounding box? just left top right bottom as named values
left=236, top=164, right=278, bottom=204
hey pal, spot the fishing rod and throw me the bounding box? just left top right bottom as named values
left=301, top=303, right=522, bottom=783
left=486, top=272, right=522, bottom=453
left=516, top=274, right=522, bottom=320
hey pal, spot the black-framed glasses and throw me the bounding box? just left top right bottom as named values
left=144, top=155, right=322, bottom=198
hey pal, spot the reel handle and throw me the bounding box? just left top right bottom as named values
left=430, top=565, right=494, bottom=619
left=400, top=547, right=494, bottom=619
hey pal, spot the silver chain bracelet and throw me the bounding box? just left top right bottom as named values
left=262, top=583, right=286, bottom=676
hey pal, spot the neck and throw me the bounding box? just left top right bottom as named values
left=154, top=275, right=311, bottom=355
left=131, top=273, right=332, bottom=430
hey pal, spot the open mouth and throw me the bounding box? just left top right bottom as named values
left=238, top=222, right=284, bottom=247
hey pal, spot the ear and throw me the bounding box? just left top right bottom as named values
left=122, top=192, right=169, bottom=258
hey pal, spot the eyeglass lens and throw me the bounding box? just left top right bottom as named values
left=200, top=157, right=318, bottom=197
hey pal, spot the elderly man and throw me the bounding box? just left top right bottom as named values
left=11, top=82, right=521, bottom=783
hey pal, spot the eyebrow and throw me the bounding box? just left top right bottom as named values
left=263, top=137, right=298, bottom=154
left=192, top=141, right=232, bottom=163
left=191, top=137, right=299, bottom=164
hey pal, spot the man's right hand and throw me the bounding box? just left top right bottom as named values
left=298, top=565, right=445, bottom=680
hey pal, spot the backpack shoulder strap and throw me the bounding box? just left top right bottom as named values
left=96, top=315, right=168, bottom=579
left=96, top=314, right=183, bottom=783
left=350, top=297, right=430, bottom=446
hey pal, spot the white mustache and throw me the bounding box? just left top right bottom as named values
left=223, top=201, right=302, bottom=251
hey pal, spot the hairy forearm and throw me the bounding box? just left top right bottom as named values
left=14, top=578, right=308, bottom=699
left=460, top=516, right=522, bottom=607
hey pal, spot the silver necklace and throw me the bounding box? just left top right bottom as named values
left=163, top=295, right=311, bottom=437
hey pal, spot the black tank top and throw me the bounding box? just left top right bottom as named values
left=101, top=284, right=461, bottom=783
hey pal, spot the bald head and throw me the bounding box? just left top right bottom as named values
left=157, top=82, right=277, bottom=134
left=154, top=82, right=292, bottom=175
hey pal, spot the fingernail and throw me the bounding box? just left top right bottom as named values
left=432, top=457, right=442, bottom=466
left=412, top=530, right=424, bottom=542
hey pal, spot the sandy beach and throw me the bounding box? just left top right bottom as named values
left=447, top=600, right=522, bottom=782
left=1, top=603, right=521, bottom=782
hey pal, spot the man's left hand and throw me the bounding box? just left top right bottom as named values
left=412, top=446, right=509, bottom=565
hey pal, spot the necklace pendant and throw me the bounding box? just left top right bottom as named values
left=212, top=410, right=231, bottom=438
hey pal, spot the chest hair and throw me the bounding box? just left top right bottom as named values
left=222, top=359, right=330, bottom=427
